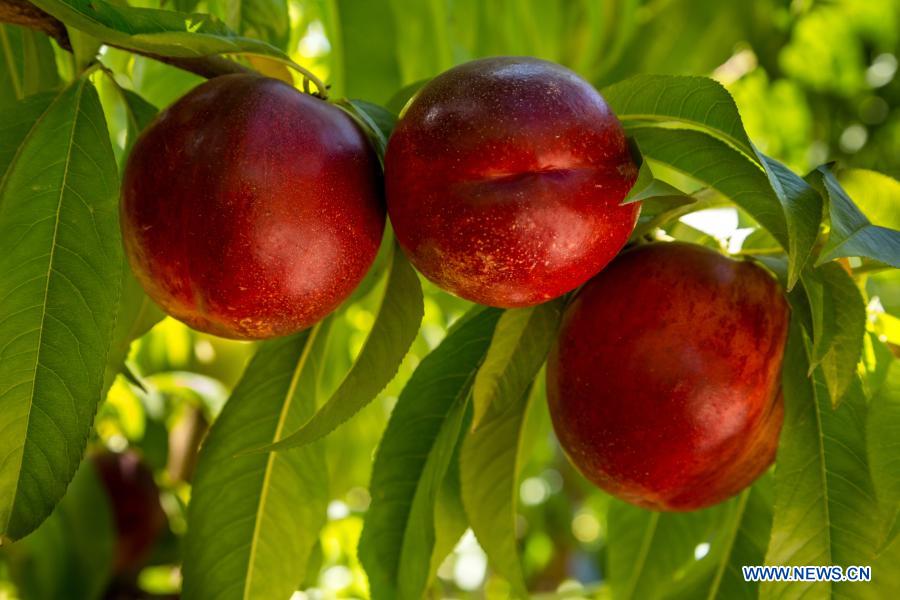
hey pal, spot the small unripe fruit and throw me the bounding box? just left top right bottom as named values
left=122, top=74, right=385, bottom=339
left=547, top=242, right=788, bottom=511
left=385, top=57, right=639, bottom=308
left=90, top=451, right=167, bottom=574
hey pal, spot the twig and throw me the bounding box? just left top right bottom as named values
left=0, top=0, right=250, bottom=78
left=0, top=0, right=70, bottom=50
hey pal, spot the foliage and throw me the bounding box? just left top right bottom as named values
left=0, top=0, right=898, bottom=599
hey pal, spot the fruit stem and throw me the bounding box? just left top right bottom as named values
left=284, top=59, right=328, bottom=99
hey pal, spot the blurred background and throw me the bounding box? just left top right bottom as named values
left=1, top=0, right=898, bottom=598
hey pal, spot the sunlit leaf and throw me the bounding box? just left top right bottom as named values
left=359, top=307, right=502, bottom=600
left=0, top=77, right=122, bottom=540
left=801, top=263, right=866, bottom=407
left=461, top=382, right=540, bottom=597
left=867, top=359, right=900, bottom=552
left=667, top=479, right=773, bottom=600
left=607, top=500, right=729, bottom=600
left=182, top=322, right=331, bottom=600
left=632, top=127, right=788, bottom=248
left=31, top=0, right=295, bottom=64
left=258, top=248, right=423, bottom=452
left=472, top=301, right=562, bottom=429
left=837, top=168, right=900, bottom=230
left=811, top=166, right=900, bottom=269
left=603, top=74, right=755, bottom=158
left=431, top=437, right=468, bottom=577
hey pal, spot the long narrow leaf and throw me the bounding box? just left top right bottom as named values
left=182, top=322, right=331, bottom=600
left=359, top=307, right=502, bottom=600
left=0, top=77, right=122, bottom=540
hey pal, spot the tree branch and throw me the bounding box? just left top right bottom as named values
left=0, top=0, right=250, bottom=79
left=0, top=0, right=70, bottom=50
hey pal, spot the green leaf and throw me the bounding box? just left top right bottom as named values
left=257, top=248, right=423, bottom=452
left=337, top=99, right=397, bottom=162
left=0, top=92, right=55, bottom=178
left=182, top=322, right=331, bottom=600
left=607, top=501, right=729, bottom=600
left=632, top=188, right=722, bottom=239
left=621, top=152, right=691, bottom=205
left=811, top=166, right=900, bottom=269
left=9, top=460, right=115, bottom=600
left=706, top=486, right=772, bottom=600
left=118, top=88, right=157, bottom=157
left=102, top=258, right=165, bottom=396
left=867, top=359, right=900, bottom=552
left=0, top=77, right=123, bottom=541
left=602, top=74, right=756, bottom=158
left=667, top=479, right=774, bottom=600
left=31, top=0, right=295, bottom=64
left=431, top=436, right=469, bottom=577
left=0, top=25, right=60, bottom=103
left=837, top=168, right=900, bottom=230
left=225, top=0, right=290, bottom=49
left=801, top=264, right=866, bottom=407
left=103, top=90, right=163, bottom=395
left=324, top=0, right=403, bottom=102
left=762, top=324, right=880, bottom=599
left=756, top=153, right=823, bottom=289
left=359, top=307, right=502, bottom=600
left=461, top=382, right=541, bottom=597
left=68, top=28, right=103, bottom=70
left=472, top=300, right=562, bottom=429
left=386, top=78, right=429, bottom=115
left=631, top=127, right=789, bottom=248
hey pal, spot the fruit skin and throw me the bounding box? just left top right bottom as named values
left=546, top=242, right=788, bottom=511
left=385, top=57, right=639, bottom=308
left=90, top=451, right=167, bottom=574
left=122, top=74, right=385, bottom=339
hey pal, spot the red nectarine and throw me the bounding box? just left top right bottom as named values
left=122, top=74, right=384, bottom=339
left=547, top=242, right=788, bottom=511
left=385, top=57, right=639, bottom=307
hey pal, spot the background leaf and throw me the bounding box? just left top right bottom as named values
left=0, top=77, right=122, bottom=541
left=4, top=459, right=115, bottom=600
left=182, top=323, right=331, bottom=600
left=224, top=0, right=290, bottom=49
left=324, top=0, right=402, bottom=102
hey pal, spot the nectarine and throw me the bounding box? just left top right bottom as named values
left=385, top=57, right=638, bottom=307
left=122, top=74, right=384, bottom=339
left=547, top=242, right=788, bottom=511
